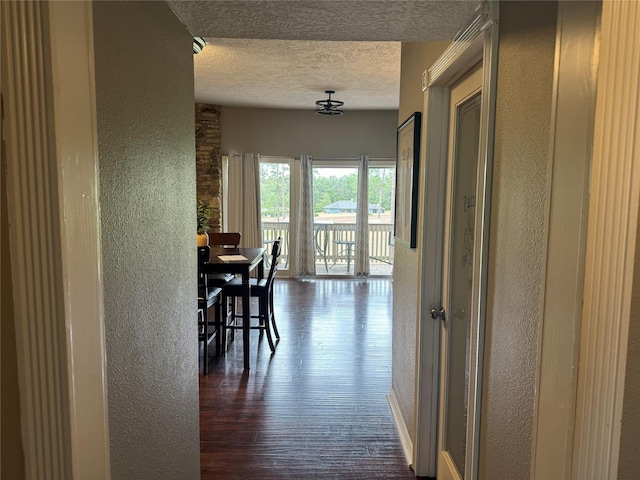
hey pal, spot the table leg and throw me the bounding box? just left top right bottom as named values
left=242, top=271, right=250, bottom=370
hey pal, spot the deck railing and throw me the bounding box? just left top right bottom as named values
left=261, top=221, right=394, bottom=269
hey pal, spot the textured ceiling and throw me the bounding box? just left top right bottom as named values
left=194, top=39, right=402, bottom=109
left=167, top=1, right=480, bottom=110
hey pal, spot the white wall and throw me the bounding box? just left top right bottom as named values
left=93, top=2, right=201, bottom=478
left=221, top=107, right=397, bottom=158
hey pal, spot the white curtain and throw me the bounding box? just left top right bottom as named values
left=355, top=155, right=370, bottom=276
left=296, top=154, right=316, bottom=276
left=227, top=153, right=262, bottom=247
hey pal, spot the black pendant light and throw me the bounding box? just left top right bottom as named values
left=315, top=90, right=344, bottom=115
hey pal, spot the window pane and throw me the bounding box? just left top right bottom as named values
left=260, top=161, right=290, bottom=267
left=312, top=166, right=359, bottom=275
left=368, top=167, right=395, bottom=274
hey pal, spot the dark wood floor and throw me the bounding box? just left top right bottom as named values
left=199, top=278, right=420, bottom=479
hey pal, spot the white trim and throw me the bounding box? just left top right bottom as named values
left=413, top=2, right=498, bottom=477
left=259, top=155, right=294, bottom=163
left=573, top=1, right=640, bottom=478
left=428, top=12, right=483, bottom=87
left=413, top=82, right=447, bottom=478
left=2, top=1, right=110, bottom=477
left=221, top=155, right=229, bottom=232
left=2, top=2, right=73, bottom=476
left=387, top=389, right=413, bottom=467
left=531, top=3, right=600, bottom=479
left=467, top=4, right=499, bottom=476
left=48, top=2, right=111, bottom=478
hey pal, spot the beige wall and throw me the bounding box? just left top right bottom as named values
left=398, top=41, right=450, bottom=124
left=93, top=2, right=200, bottom=478
left=391, top=41, right=449, bottom=443
left=221, top=107, right=397, bottom=158
left=480, top=2, right=558, bottom=479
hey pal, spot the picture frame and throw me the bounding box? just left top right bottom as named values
left=394, top=112, right=421, bottom=248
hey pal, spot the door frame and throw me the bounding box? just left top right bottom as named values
left=2, top=1, right=110, bottom=477
left=438, top=65, right=483, bottom=480
left=412, top=2, right=499, bottom=477
left=530, top=3, right=600, bottom=478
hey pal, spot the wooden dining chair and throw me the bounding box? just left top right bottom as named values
left=208, top=231, right=241, bottom=248
left=197, top=246, right=223, bottom=374
left=221, top=238, right=282, bottom=353
left=206, top=232, right=242, bottom=288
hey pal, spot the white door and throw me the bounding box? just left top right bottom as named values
left=437, top=63, right=484, bottom=480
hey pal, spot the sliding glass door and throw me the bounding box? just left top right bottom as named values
left=258, top=156, right=394, bottom=277
left=313, top=160, right=395, bottom=276
left=368, top=165, right=395, bottom=274
left=259, top=157, right=291, bottom=274
left=312, top=165, right=358, bottom=275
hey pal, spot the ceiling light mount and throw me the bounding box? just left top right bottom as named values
left=193, top=37, right=206, bottom=54
left=315, top=90, right=344, bottom=116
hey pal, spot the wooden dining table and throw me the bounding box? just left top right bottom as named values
left=202, top=246, right=266, bottom=370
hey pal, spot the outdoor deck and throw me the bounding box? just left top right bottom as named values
left=262, top=221, right=394, bottom=276
left=315, top=263, right=393, bottom=276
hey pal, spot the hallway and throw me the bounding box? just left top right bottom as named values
left=199, top=278, right=418, bottom=479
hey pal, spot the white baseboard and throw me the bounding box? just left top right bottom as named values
left=387, top=388, right=413, bottom=466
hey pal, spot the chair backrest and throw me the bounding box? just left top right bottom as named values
left=265, top=237, right=282, bottom=288
left=208, top=232, right=241, bottom=247
left=197, top=246, right=210, bottom=295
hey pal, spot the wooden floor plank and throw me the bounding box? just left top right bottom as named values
left=199, top=278, right=420, bottom=479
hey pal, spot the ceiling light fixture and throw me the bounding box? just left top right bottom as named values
left=315, top=90, right=344, bottom=116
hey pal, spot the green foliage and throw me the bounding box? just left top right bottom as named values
left=313, top=173, right=354, bottom=213
left=311, top=168, right=395, bottom=213
left=258, top=163, right=395, bottom=217
left=368, top=167, right=394, bottom=211
left=196, top=199, right=212, bottom=233
left=259, top=163, right=291, bottom=219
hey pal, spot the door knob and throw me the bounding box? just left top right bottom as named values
left=430, top=307, right=446, bottom=320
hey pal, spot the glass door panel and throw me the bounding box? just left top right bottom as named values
left=438, top=62, right=483, bottom=480
left=259, top=159, right=291, bottom=271
left=444, top=93, right=481, bottom=474
left=368, top=166, right=395, bottom=275
left=312, top=166, right=358, bottom=275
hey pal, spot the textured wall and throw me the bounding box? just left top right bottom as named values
left=220, top=107, right=397, bottom=158
left=391, top=245, right=419, bottom=433
left=618, top=208, right=640, bottom=478
left=391, top=41, right=449, bottom=445
left=398, top=41, right=450, bottom=123
left=93, top=2, right=200, bottom=478
left=479, top=2, right=557, bottom=479
left=196, top=103, right=222, bottom=231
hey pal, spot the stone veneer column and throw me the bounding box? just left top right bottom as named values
left=195, top=103, right=222, bottom=231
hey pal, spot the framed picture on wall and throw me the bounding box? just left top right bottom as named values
left=394, top=112, right=421, bottom=248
